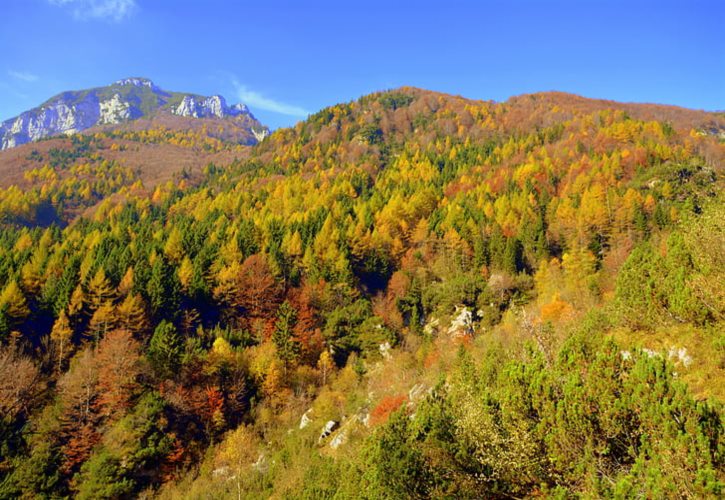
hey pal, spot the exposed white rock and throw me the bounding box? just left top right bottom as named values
left=423, top=317, right=440, bottom=336
left=204, top=95, right=226, bottom=118
left=99, top=94, right=131, bottom=124
left=252, top=453, right=268, bottom=473
left=10, top=116, right=25, bottom=134
left=318, top=420, right=338, bottom=442
left=251, top=127, right=269, bottom=142
left=448, top=306, right=474, bottom=338
left=379, top=342, right=392, bottom=360
left=1, top=95, right=102, bottom=149
left=38, top=102, right=75, bottom=137
left=172, top=94, right=255, bottom=120
left=232, top=102, right=249, bottom=114
left=408, top=383, right=427, bottom=403
left=299, top=409, right=313, bottom=430
left=114, top=77, right=157, bottom=89
left=622, top=347, right=691, bottom=368
left=329, top=429, right=348, bottom=449
left=642, top=348, right=659, bottom=358
left=174, top=95, right=199, bottom=117
left=212, top=465, right=230, bottom=478
left=668, top=346, right=693, bottom=367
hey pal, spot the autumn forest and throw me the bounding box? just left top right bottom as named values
left=0, top=87, right=723, bottom=498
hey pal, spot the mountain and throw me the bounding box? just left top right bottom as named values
left=0, top=77, right=269, bottom=150
left=0, top=87, right=722, bottom=499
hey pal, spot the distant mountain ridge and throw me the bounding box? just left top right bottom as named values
left=0, top=77, right=269, bottom=150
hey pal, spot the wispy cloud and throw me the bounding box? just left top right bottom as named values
left=232, top=80, right=309, bottom=117
left=8, top=70, right=38, bottom=83
left=48, top=0, right=137, bottom=22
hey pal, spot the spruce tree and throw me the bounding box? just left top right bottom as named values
left=272, top=301, right=299, bottom=375
left=147, top=321, right=182, bottom=379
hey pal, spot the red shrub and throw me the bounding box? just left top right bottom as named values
left=370, top=394, right=407, bottom=426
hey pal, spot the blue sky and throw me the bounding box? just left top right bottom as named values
left=1, top=0, right=723, bottom=129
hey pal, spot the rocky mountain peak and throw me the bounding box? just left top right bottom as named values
left=113, top=77, right=158, bottom=89
left=0, top=79, right=268, bottom=150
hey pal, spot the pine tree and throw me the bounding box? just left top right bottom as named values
left=51, top=256, right=80, bottom=316
left=362, top=409, right=430, bottom=498
left=147, top=321, right=182, bottom=379
left=502, top=237, right=524, bottom=274
left=147, top=257, right=180, bottom=321
left=273, top=301, right=299, bottom=375
left=615, top=243, right=664, bottom=328
left=0, top=305, right=9, bottom=340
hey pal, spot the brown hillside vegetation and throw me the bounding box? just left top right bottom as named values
left=0, top=135, right=250, bottom=189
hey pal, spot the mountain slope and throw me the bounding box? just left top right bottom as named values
left=0, top=87, right=722, bottom=498
left=0, top=77, right=268, bottom=150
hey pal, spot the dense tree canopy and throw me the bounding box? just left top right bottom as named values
left=0, top=88, right=722, bottom=498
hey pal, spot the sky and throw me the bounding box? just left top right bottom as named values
left=0, top=0, right=723, bottom=129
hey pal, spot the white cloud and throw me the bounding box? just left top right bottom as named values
left=8, top=70, right=38, bottom=83
left=233, top=80, right=309, bottom=117
left=48, top=0, right=137, bottom=22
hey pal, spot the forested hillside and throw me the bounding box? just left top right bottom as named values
left=0, top=88, right=723, bottom=498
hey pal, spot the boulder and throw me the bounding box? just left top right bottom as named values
left=318, top=420, right=338, bottom=442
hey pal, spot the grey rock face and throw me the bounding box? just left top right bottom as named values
left=99, top=94, right=132, bottom=124
left=172, top=94, right=250, bottom=119
left=1, top=95, right=100, bottom=149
